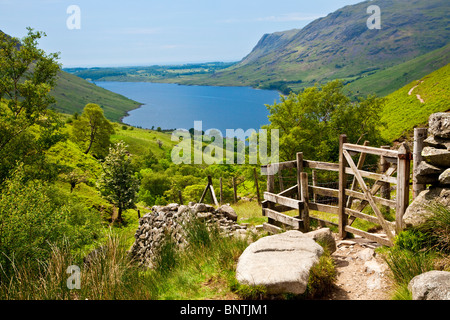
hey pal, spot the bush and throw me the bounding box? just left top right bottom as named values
left=0, top=166, right=103, bottom=279
left=394, top=229, right=428, bottom=252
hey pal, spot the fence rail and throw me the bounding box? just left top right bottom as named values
left=261, top=134, right=412, bottom=247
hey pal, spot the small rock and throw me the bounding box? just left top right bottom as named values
left=364, top=260, right=384, bottom=274
left=217, top=204, right=238, bottom=221
left=357, top=248, right=375, bottom=261
left=339, top=240, right=357, bottom=246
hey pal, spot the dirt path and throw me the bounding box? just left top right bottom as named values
left=324, top=235, right=393, bottom=300
left=408, top=81, right=425, bottom=104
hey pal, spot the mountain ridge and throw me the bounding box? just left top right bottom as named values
left=203, top=0, right=450, bottom=94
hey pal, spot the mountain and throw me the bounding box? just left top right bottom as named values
left=190, top=0, right=449, bottom=95
left=380, top=63, right=450, bottom=142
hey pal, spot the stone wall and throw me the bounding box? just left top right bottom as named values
left=404, top=112, right=450, bottom=227
left=129, top=202, right=249, bottom=268
left=415, top=112, right=450, bottom=186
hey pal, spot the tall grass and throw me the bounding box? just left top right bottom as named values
left=0, top=218, right=250, bottom=300
left=0, top=234, right=157, bottom=300
left=381, top=202, right=450, bottom=300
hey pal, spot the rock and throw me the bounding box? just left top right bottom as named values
left=338, top=240, right=357, bottom=246
left=439, top=169, right=450, bottom=185
left=217, top=204, right=238, bottom=221
left=197, top=212, right=212, bottom=220
left=414, top=161, right=444, bottom=177
left=423, top=135, right=450, bottom=150
left=305, top=228, right=337, bottom=254
left=428, top=112, right=450, bottom=139
left=191, top=203, right=215, bottom=214
left=357, top=248, right=375, bottom=261
left=364, top=260, right=384, bottom=274
left=177, top=205, right=190, bottom=214
left=408, top=271, right=450, bottom=300
left=403, top=187, right=450, bottom=227
left=422, top=147, right=450, bottom=167
left=366, top=274, right=382, bottom=290
left=235, top=230, right=323, bottom=295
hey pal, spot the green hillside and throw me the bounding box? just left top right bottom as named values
left=380, top=63, right=450, bottom=142
left=50, top=71, right=142, bottom=122
left=345, top=44, right=450, bottom=97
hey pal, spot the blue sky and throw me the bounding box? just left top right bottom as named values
left=0, top=0, right=364, bottom=67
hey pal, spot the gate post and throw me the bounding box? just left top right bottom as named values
left=338, top=134, right=348, bottom=239
left=300, top=172, right=310, bottom=232
left=296, top=152, right=304, bottom=201
left=396, top=143, right=412, bottom=233
left=413, top=128, right=427, bottom=199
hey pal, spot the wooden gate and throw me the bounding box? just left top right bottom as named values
left=261, top=134, right=412, bottom=247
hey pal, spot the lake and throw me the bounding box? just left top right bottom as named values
left=95, top=82, right=280, bottom=135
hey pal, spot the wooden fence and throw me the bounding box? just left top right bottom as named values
left=261, top=134, right=412, bottom=247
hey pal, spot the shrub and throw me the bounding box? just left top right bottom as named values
left=0, top=166, right=102, bottom=279
left=394, top=229, right=428, bottom=252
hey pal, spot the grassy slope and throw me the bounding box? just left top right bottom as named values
left=345, top=44, right=450, bottom=97
left=50, top=71, right=142, bottom=122
left=380, top=63, right=450, bottom=142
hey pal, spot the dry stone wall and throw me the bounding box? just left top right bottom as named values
left=417, top=112, right=450, bottom=186
left=405, top=112, right=450, bottom=227
left=129, top=203, right=248, bottom=268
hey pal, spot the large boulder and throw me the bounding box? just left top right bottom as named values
left=403, top=187, right=450, bottom=227
left=408, top=271, right=450, bottom=300
left=235, top=230, right=323, bottom=295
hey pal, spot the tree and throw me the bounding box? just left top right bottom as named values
left=98, top=141, right=139, bottom=223
left=0, top=28, right=63, bottom=184
left=264, top=80, right=385, bottom=162
left=71, top=103, right=114, bottom=158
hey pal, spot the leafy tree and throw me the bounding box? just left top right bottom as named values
left=0, top=165, right=102, bottom=278
left=71, top=103, right=114, bottom=158
left=98, top=141, right=139, bottom=223
left=264, top=80, right=385, bottom=162
left=0, top=28, right=63, bottom=184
